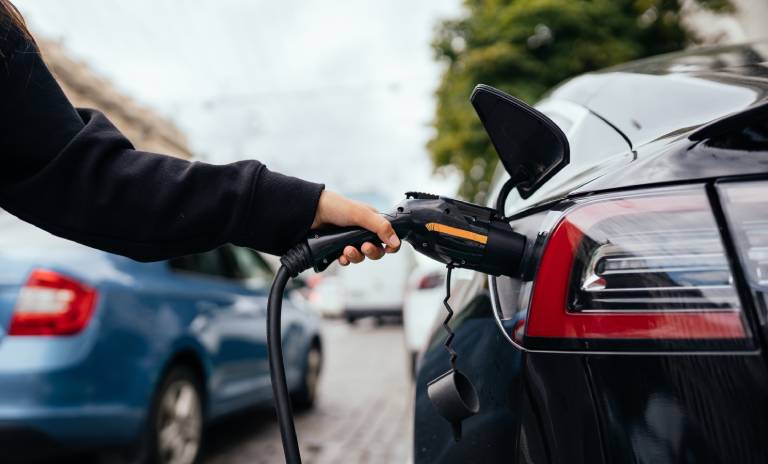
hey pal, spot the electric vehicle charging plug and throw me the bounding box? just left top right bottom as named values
left=269, top=193, right=526, bottom=463
left=281, top=192, right=525, bottom=277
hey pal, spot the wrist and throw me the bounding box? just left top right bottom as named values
left=311, top=190, right=328, bottom=229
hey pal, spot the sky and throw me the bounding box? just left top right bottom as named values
left=16, top=0, right=463, bottom=204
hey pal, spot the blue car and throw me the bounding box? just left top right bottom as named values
left=0, top=211, right=322, bottom=464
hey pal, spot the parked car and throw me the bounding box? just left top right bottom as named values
left=402, top=259, right=445, bottom=374
left=402, top=259, right=473, bottom=376
left=304, top=265, right=346, bottom=318
left=340, top=243, right=416, bottom=324
left=413, top=43, right=768, bottom=463
left=336, top=192, right=416, bottom=324
left=0, top=212, right=322, bottom=464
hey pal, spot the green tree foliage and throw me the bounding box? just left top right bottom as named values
left=430, top=0, right=731, bottom=201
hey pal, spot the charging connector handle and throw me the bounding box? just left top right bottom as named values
left=304, top=227, right=381, bottom=272
left=300, top=195, right=526, bottom=277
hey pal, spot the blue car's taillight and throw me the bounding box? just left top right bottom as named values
left=8, top=269, right=98, bottom=336
left=522, top=186, right=752, bottom=351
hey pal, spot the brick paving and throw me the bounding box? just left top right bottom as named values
left=203, top=320, right=413, bottom=464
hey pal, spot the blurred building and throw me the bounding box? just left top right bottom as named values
left=37, top=37, right=193, bottom=159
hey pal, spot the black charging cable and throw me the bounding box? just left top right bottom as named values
left=266, top=194, right=525, bottom=462
left=267, top=265, right=303, bottom=464
left=269, top=243, right=316, bottom=464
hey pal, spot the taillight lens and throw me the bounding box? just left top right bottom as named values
left=718, top=180, right=768, bottom=290
left=418, top=272, right=444, bottom=290
left=524, top=187, right=750, bottom=350
left=8, top=269, right=98, bottom=336
left=307, top=274, right=323, bottom=289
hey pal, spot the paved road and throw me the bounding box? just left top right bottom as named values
left=202, top=320, right=413, bottom=464
left=21, top=320, right=412, bottom=464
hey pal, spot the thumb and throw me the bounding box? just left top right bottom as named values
left=356, top=206, right=400, bottom=250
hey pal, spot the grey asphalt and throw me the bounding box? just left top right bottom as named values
left=20, top=320, right=413, bottom=464
left=202, top=319, right=413, bottom=464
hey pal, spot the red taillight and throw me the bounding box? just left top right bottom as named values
left=307, top=274, right=323, bottom=289
left=524, top=187, right=750, bottom=350
left=418, top=272, right=444, bottom=290
left=8, top=269, right=98, bottom=336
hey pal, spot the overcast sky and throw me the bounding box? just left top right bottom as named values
left=16, top=0, right=463, bottom=204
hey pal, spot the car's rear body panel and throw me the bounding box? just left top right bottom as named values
left=586, top=353, right=768, bottom=463
left=413, top=42, right=768, bottom=463
left=549, top=43, right=768, bottom=147
left=415, top=184, right=768, bottom=464
left=413, top=287, right=524, bottom=463
left=572, top=116, right=768, bottom=195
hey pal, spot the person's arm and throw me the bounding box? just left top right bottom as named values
left=0, top=21, right=398, bottom=262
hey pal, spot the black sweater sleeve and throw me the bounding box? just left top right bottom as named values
left=0, top=20, right=323, bottom=261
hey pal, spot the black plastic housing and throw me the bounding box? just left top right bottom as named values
left=305, top=193, right=526, bottom=277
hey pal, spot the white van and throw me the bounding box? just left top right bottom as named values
left=339, top=243, right=415, bottom=323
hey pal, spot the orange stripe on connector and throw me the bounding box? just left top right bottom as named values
left=425, top=223, right=488, bottom=244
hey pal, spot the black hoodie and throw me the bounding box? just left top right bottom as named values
left=0, top=18, right=324, bottom=261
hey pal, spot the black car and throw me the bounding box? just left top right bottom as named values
left=413, top=42, right=768, bottom=463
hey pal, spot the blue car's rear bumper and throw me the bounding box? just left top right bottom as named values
left=0, top=403, right=144, bottom=447
left=0, top=332, right=148, bottom=450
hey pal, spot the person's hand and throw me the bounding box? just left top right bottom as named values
left=311, top=190, right=400, bottom=266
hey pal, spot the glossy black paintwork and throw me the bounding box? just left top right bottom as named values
left=413, top=42, right=768, bottom=463
left=573, top=110, right=768, bottom=194
left=414, top=287, right=524, bottom=463
left=536, top=42, right=767, bottom=207
left=587, top=355, right=768, bottom=463
left=549, top=42, right=768, bottom=148
left=415, top=191, right=768, bottom=463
